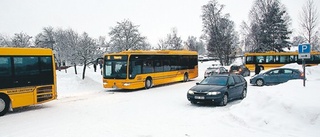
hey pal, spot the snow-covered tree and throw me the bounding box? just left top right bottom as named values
left=292, top=35, right=305, bottom=47
left=64, top=29, right=80, bottom=74
left=185, top=36, right=206, bottom=55
left=109, top=19, right=150, bottom=52
left=299, top=0, right=319, bottom=51
left=11, top=32, right=32, bottom=47
left=0, top=34, right=12, bottom=47
left=158, top=28, right=183, bottom=50
left=77, top=32, right=98, bottom=79
left=201, top=0, right=238, bottom=65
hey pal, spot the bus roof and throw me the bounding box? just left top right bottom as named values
left=245, top=51, right=320, bottom=56
left=0, top=47, right=53, bottom=55
left=104, top=50, right=198, bottom=56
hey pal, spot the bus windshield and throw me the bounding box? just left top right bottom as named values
left=104, top=55, right=128, bottom=79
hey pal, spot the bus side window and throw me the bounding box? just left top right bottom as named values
left=256, top=56, right=265, bottom=63
left=154, top=60, right=163, bottom=72
left=245, top=56, right=254, bottom=64
left=279, top=55, right=289, bottom=63
left=130, top=61, right=142, bottom=79
left=163, top=60, right=170, bottom=71
left=265, top=56, right=274, bottom=63
left=0, top=57, right=12, bottom=77
left=0, top=57, right=13, bottom=89
left=143, top=60, right=154, bottom=73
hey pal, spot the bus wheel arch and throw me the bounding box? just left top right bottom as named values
left=183, top=73, right=189, bottom=82
left=0, top=94, right=10, bottom=116
left=145, top=77, right=153, bottom=89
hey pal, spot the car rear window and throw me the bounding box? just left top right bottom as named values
left=283, top=69, right=293, bottom=74
left=230, top=66, right=240, bottom=71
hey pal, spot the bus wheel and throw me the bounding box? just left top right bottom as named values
left=183, top=73, right=189, bottom=82
left=145, top=78, right=152, bottom=89
left=0, top=95, right=9, bottom=116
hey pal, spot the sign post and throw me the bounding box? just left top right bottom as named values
left=298, top=44, right=311, bottom=87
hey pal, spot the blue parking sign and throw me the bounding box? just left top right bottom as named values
left=298, top=44, right=311, bottom=53
left=298, top=44, right=311, bottom=59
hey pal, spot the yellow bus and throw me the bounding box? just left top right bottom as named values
left=244, top=51, right=320, bottom=71
left=101, top=50, right=198, bottom=90
left=0, top=47, right=57, bottom=116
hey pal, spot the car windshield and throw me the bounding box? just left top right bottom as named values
left=199, top=76, right=228, bottom=86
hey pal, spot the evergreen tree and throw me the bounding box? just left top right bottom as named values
left=249, top=0, right=292, bottom=52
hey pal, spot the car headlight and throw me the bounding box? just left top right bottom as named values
left=207, top=91, right=221, bottom=95
left=188, top=90, right=195, bottom=94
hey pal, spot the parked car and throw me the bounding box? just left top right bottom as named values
left=250, top=68, right=304, bottom=86
left=187, top=74, right=247, bottom=106
left=204, top=66, right=228, bottom=78
left=229, top=64, right=250, bottom=77
left=211, top=62, right=222, bottom=67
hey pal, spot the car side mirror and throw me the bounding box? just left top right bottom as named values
left=196, top=82, right=200, bottom=85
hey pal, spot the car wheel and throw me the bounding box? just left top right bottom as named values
left=145, top=78, right=152, bottom=89
left=0, top=95, right=10, bottom=116
left=218, top=94, right=228, bottom=106
left=241, top=88, right=247, bottom=99
left=256, top=79, right=264, bottom=86
left=183, top=73, right=189, bottom=82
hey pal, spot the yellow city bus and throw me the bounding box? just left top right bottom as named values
left=101, top=50, right=198, bottom=90
left=244, top=51, right=320, bottom=71
left=0, top=47, right=57, bottom=116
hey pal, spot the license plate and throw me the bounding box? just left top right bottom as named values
left=195, top=96, right=205, bottom=99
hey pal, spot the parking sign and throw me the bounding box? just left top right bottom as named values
left=298, top=44, right=311, bottom=59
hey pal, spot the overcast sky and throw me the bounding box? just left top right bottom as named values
left=1, top=0, right=319, bottom=46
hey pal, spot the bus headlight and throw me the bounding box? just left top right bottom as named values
left=123, top=83, right=131, bottom=86
left=103, top=82, right=108, bottom=85
left=207, top=91, right=221, bottom=95
left=188, top=90, right=195, bottom=94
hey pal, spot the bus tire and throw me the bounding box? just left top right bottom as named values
left=145, top=77, right=152, bottom=89
left=0, top=94, right=10, bottom=116
left=183, top=73, right=189, bottom=82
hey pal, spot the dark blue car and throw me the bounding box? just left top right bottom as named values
left=187, top=74, right=247, bottom=106
left=250, top=68, right=304, bottom=86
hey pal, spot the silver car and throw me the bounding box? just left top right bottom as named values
left=250, top=68, right=304, bottom=86
left=204, top=66, right=228, bottom=78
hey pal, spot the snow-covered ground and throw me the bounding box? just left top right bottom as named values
left=1, top=61, right=319, bottom=137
